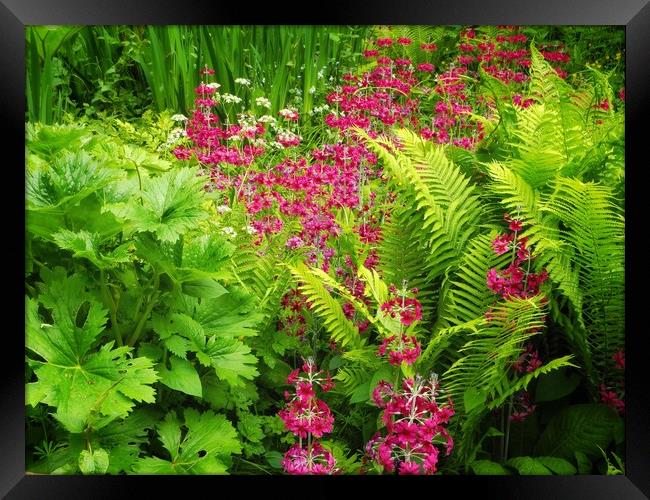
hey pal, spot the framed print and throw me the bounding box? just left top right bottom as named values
left=2, top=0, right=649, bottom=497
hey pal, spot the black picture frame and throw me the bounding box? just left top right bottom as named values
left=2, top=1, right=648, bottom=498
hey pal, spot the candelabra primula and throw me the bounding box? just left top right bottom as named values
left=279, top=358, right=338, bottom=474
left=367, top=374, right=455, bottom=475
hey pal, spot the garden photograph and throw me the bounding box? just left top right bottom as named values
left=24, top=25, right=625, bottom=476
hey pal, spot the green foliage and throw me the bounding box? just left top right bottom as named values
left=132, top=409, right=241, bottom=474
left=26, top=271, right=158, bottom=433
left=25, top=26, right=625, bottom=476
left=535, top=404, right=620, bottom=461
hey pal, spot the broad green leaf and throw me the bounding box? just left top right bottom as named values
left=158, top=356, right=203, bottom=397
left=191, top=289, right=263, bottom=338
left=574, top=451, right=592, bottom=474
left=96, top=409, right=159, bottom=474
left=470, top=460, right=511, bottom=475
left=534, top=367, right=581, bottom=403
left=27, top=151, right=118, bottom=210
left=179, top=233, right=235, bottom=280
left=181, top=279, right=229, bottom=299
left=506, top=456, right=552, bottom=475
left=237, top=412, right=264, bottom=443
left=464, top=387, right=487, bottom=413
left=535, top=404, right=618, bottom=460
left=536, top=456, right=577, bottom=475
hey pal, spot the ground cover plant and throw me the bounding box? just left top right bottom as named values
left=25, top=25, right=625, bottom=475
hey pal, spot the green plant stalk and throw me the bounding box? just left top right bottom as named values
left=503, top=395, right=514, bottom=462
left=100, top=269, right=123, bottom=347
left=127, top=271, right=160, bottom=346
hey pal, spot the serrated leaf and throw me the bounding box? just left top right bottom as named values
left=237, top=412, right=264, bottom=443
left=191, top=290, right=263, bottom=338
left=106, top=167, right=208, bottom=243
left=78, top=448, right=109, bottom=475
left=169, top=313, right=259, bottom=387
left=25, top=273, right=158, bottom=432
left=132, top=409, right=241, bottom=474
left=52, top=229, right=133, bottom=269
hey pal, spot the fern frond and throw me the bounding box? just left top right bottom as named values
left=289, top=263, right=365, bottom=349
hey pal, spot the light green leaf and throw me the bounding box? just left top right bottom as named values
left=471, top=460, right=511, bottom=475
left=506, top=456, right=552, bottom=475
left=158, top=356, right=203, bottom=397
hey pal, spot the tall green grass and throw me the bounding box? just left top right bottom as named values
left=25, top=25, right=370, bottom=123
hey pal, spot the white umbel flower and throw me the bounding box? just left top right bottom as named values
left=255, top=97, right=272, bottom=108
left=221, top=226, right=238, bottom=237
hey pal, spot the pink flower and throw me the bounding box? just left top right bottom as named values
left=399, top=461, right=421, bottom=475
left=492, top=234, right=513, bottom=255
left=282, top=442, right=337, bottom=475
left=365, top=374, right=454, bottom=475
left=417, top=63, right=435, bottom=72
left=612, top=350, right=625, bottom=370
left=420, top=43, right=438, bottom=52
left=285, top=236, right=305, bottom=249
left=376, top=38, right=394, bottom=47
left=509, top=219, right=523, bottom=232
left=599, top=384, right=625, bottom=415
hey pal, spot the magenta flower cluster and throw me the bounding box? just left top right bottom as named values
left=279, top=359, right=338, bottom=474
left=367, top=375, right=455, bottom=474
left=486, top=214, right=548, bottom=299
left=600, top=350, right=625, bottom=415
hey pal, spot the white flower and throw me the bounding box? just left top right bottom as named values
left=258, top=114, right=276, bottom=124
left=206, top=82, right=221, bottom=90
left=216, top=205, right=232, bottom=214
left=161, top=127, right=186, bottom=148
left=317, top=69, right=325, bottom=80
left=234, top=77, right=251, bottom=86
left=171, top=114, right=188, bottom=122
left=255, top=97, right=271, bottom=108
left=221, top=226, right=238, bottom=237
left=244, top=225, right=257, bottom=235
left=221, top=94, right=242, bottom=104
left=308, top=86, right=316, bottom=95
